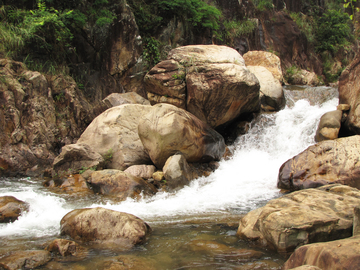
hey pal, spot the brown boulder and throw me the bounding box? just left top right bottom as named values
left=144, top=60, right=186, bottom=109
left=237, top=184, right=360, bottom=255
left=339, top=52, right=360, bottom=134
left=145, top=45, right=260, bottom=128
left=0, top=250, right=51, bottom=270
left=163, top=154, right=194, bottom=191
left=87, top=169, right=157, bottom=201
left=243, top=51, right=283, bottom=82
left=53, top=143, right=104, bottom=174
left=60, top=207, right=151, bottom=250
left=247, top=65, right=285, bottom=111
left=315, top=110, right=342, bottom=142
left=283, top=236, right=360, bottom=270
left=278, top=135, right=360, bottom=191
left=0, top=196, right=29, bottom=223
left=76, top=104, right=153, bottom=170
left=186, top=62, right=260, bottom=128
left=43, top=174, right=92, bottom=195
left=138, top=103, right=226, bottom=168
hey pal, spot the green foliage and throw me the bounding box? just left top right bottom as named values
left=315, top=9, right=353, bottom=54
left=344, top=0, right=360, bottom=21
left=142, top=37, right=161, bottom=68
left=289, top=12, right=316, bottom=44
left=284, top=65, right=300, bottom=84
left=79, top=166, right=97, bottom=174
left=0, top=1, right=73, bottom=62
left=103, top=148, right=113, bottom=165
left=252, top=0, right=274, bottom=11
left=128, top=0, right=221, bottom=36
left=223, top=19, right=257, bottom=38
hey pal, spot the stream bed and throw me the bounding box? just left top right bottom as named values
left=0, top=86, right=339, bottom=269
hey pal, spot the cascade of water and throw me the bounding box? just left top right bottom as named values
left=0, top=87, right=339, bottom=236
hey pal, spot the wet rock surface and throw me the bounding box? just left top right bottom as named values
left=278, top=135, right=360, bottom=191
left=0, top=250, right=51, bottom=270
left=283, top=236, right=360, bottom=270
left=237, top=184, right=360, bottom=255
left=0, top=196, right=29, bottom=223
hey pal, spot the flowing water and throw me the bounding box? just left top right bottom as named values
left=0, top=86, right=339, bottom=269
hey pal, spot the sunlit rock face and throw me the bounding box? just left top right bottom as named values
left=60, top=207, right=151, bottom=251
left=138, top=103, right=226, bottom=169
left=145, top=45, right=260, bottom=129
left=237, top=184, right=360, bottom=256
left=278, top=135, right=360, bottom=191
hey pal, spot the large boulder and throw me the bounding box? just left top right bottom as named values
left=138, top=103, right=226, bottom=168
left=145, top=60, right=187, bottom=109
left=278, top=135, right=360, bottom=191
left=315, top=110, right=342, bottom=142
left=60, top=207, right=151, bottom=250
left=0, top=250, right=51, bottom=270
left=247, top=66, right=285, bottom=111
left=76, top=104, right=153, bottom=170
left=237, top=184, right=360, bottom=255
left=339, top=51, right=360, bottom=134
left=87, top=169, right=157, bottom=201
left=145, top=45, right=260, bottom=128
left=0, top=196, right=29, bottom=223
left=243, top=51, right=283, bottom=82
left=283, top=236, right=360, bottom=270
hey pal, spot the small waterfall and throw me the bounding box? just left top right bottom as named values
left=0, top=86, right=339, bottom=235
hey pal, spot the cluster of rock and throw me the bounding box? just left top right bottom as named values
left=50, top=45, right=287, bottom=198
left=236, top=51, right=360, bottom=269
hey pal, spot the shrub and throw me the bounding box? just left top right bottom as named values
left=252, top=0, right=274, bottom=11
left=315, top=9, right=353, bottom=54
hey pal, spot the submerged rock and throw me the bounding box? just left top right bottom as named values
left=46, top=239, right=88, bottom=259
left=60, top=207, right=151, bottom=251
left=0, top=196, right=29, bottom=223
left=237, top=184, right=360, bottom=255
left=188, top=240, right=264, bottom=261
left=278, top=135, right=360, bottom=191
left=283, top=236, right=360, bottom=270
left=100, top=255, right=157, bottom=270
left=0, top=250, right=51, bottom=270
left=138, top=103, right=226, bottom=168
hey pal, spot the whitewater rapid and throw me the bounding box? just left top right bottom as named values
left=0, top=89, right=339, bottom=237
